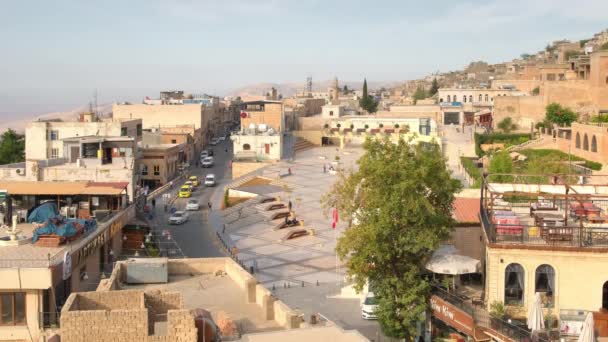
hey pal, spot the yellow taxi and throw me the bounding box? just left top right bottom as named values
left=189, top=176, right=199, bottom=187
left=178, top=185, right=192, bottom=198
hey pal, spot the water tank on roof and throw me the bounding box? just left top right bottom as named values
left=258, top=124, right=268, bottom=132
left=248, top=123, right=256, bottom=130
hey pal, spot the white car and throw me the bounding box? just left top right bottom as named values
left=186, top=199, right=200, bottom=211
left=184, top=181, right=195, bottom=192
left=200, top=150, right=209, bottom=159
left=210, top=138, right=220, bottom=146
left=218, top=135, right=226, bottom=141
left=361, top=292, right=378, bottom=320
left=201, top=157, right=214, bottom=168
left=169, top=211, right=189, bottom=225
left=204, top=174, right=216, bottom=187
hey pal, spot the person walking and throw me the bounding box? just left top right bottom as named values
left=323, top=164, right=326, bottom=173
left=288, top=200, right=292, bottom=211
left=208, top=202, right=212, bottom=210
left=151, top=198, right=156, bottom=208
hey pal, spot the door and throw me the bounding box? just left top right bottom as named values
left=265, top=144, right=270, bottom=154
left=70, top=146, right=79, bottom=163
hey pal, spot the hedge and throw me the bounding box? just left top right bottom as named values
left=474, top=133, right=532, bottom=156
left=519, top=149, right=602, bottom=171
left=460, top=157, right=482, bottom=188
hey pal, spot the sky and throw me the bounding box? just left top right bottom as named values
left=1, top=0, right=607, bottom=119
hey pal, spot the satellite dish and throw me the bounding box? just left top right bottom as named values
left=258, top=124, right=267, bottom=132
left=248, top=123, right=256, bottom=130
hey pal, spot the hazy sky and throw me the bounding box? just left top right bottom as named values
left=1, top=0, right=607, bottom=119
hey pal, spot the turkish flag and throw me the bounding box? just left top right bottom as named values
left=332, top=208, right=339, bottom=229
left=240, top=111, right=247, bottom=118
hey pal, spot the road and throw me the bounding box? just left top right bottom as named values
left=149, top=139, right=234, bottom=258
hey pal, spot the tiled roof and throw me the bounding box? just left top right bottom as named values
left=452, top=198, right=480, bottom=224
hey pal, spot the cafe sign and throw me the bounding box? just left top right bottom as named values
left=430, top=295, right=475, bottom=336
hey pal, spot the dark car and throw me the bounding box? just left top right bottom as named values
left=207, top=148, right=214, bottom=156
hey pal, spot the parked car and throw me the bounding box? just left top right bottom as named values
left=361, top=292, right=378, bottom=320
left=178, top=185, right=191, bottom=198
left=218, top=135, right=226, bottom=141
left=207, top=148, right=214, bottom=156
left=204, top=174, right=216, bottom=187
left=210, top=138, right=220, bottom=145
left=200, top=150, right=209, bottom=159
left=188, top=176, right=199, bottom=187
left=186, top=199, right=200, bottom=211
left=201, top=157, right=214, bottom=168
left=169, top=211, right=189, bottom=224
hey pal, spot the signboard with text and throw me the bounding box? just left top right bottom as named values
left=430, top=295, right=475, bottom=336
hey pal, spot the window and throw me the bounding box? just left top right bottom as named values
left=329, top=111, right=334, bottom=116
left=485, top=94, right=489, bottom=102
left=243, top=144, right=251, bottom=151
left=447, top=95, right=451, bottom=102
left=576, top=133, right=581, bottom=149
left=50, top=148, right=59, bottom=159
left=439, top=98, right=444, bottom=103
left=463, top=95, right=467, bottom=103
left=121, top=127, right=128, bottom=136
left=505, top=263, right=524, bottom=305
left=171, top=139, right=177, bottom=144
left=0, top=292, right=26, bottom=325
left=153, top=165, right=160, bottom=176
left=49, top=130, right=59, bottom=141
left=479, top=94, right=483, bottom=102
left=136, top=124, right=143, bottom=137
left=469, top=95, right=473, bottom=103
left=591, top=135, right=598, bottom=152
left=535, top=265, right=555, bottom=307
left=453, top=95, right=457, bottom=102
left=583, top=134, right=589, bottom=151
left=141, top=165, right=148, bottom=176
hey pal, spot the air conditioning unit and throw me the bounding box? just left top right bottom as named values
left=258, top=123, right=268, bottom=132
left=15, top=168, right=25, bottom=176
left=248, top=123, right=256, bottom=130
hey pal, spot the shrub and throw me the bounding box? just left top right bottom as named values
left=474, top=133, right=531, bottom=156
left=336, top=123, right=341, bottom=128
left=323, top=123, right=329, bottom=129
left=379, top=123, right=384, bottom=128
left=490, top=301, right=506, bottom=319
left=224, top=189, right=230, bottom=208
left=350, top=124, right=355, bottom=129
left=531, top=87, right=540, bottom=96
left=364, top=124, right=369, bottom=129
left=460, top=157, right=482, bottom=188
left=394, top=123, right=400, bottom=129
left=497, top=117, right=518, bottom=133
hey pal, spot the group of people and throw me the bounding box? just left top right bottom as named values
left=322, top=164, right=335, bottom=173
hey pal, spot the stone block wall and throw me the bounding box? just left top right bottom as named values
left=69, top=290, right=144, bottom=311
left=61, top=308, right=149, bottom=342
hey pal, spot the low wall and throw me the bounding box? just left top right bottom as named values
left=273, top=300, right=301, bottom=329
left=293, top=130, right=323, bottom=145
left=232, top=162, right=267, bottom=179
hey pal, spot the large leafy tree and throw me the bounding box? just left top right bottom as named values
left=0, top=129, right=25, bottom=164
left=545, top=103, right=577, bottom=127
left=322, top=138, right=461, bottom=339
left=359, top=78, right=378, bottom=113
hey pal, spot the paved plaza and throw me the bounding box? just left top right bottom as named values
left=220, top=146, right=364, bottom=287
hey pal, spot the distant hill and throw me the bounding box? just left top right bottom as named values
left=0, top=103, right=113, bottom=134
left=228, top=79, right=402, bottom=98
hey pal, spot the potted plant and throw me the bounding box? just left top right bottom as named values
left=350, top=124, right=355, bottom=130
left=364, top=124, right=369, bottom=130
left=394, top=123, right=400, bottom=129
left=379, top=123, right=384, bottom=129
left=489, top=301, right=507, bottom=330
left=323, top=123, right=329, bottom=129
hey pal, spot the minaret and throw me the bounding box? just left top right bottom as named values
left=329, top=77, right=340, bottom=104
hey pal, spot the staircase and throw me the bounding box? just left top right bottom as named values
left=293, top=138, right=315, bottom=154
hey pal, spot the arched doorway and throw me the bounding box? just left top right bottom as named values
left=603, top=281, right=608, bottom=310
left=243, top=144, right=251, bottom=151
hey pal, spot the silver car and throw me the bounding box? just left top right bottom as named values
left=168, top=211, right=189, bottom=225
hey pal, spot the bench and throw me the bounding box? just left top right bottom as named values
left=284, top=229, right=308, bottom=240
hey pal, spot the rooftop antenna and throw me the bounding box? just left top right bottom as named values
left=94, top=89, right=99, bottom=116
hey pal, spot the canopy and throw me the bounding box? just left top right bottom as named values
left=426, top=245, right=481, bottom=275
left=577, top=312, right=595, bottom=342
left=527, top=292, right=545, bottom=332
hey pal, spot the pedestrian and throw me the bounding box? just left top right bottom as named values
left=323, top=164, right=326, bottom=173
left=222, top=224, right=226, bottom=234
left=151, top=198, right=156, bottom=208
left=208, top=202, right=212, bottom=210
left=288, top=167, right=292, bottom=175
left=288, top=200, right=292, bottom=211
left=164, top=204, right=168, bottom=212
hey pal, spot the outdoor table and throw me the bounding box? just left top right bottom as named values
left=530, top=202, right=559, bottom=216
left=534, top=213, right=565, bottom=227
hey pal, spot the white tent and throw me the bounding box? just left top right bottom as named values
left=527, top=292, right=545, bottom=332
left=426, top=245, right=481, bottom=275
left=577, top=312, right=595, bottom=342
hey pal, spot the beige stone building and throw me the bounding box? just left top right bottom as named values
left=139, top=144, right=182, bottom=188
left=239, top=100, right=284, bottom=132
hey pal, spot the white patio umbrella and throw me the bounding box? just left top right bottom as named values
left=577, top=312, right=595, bottom=342
left=527, top=292, right=545, bottom=332
left=426, top=246, right=481, bottom=275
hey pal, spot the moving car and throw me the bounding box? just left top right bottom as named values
left=201, top=156, right=214, bottom=168
left=207, top=148, right=214, bottom=156
left=178, top=185, right=192, bottom=198
left=168, top=211, right=189, bottom=225
left=186, top=199, right=200, bottom=211
left=218, top=135, right=226, bottom=141
left=184, top=181, right=195, bottom=192
left=210, top=138, right=220, bottom=146
left=361, top=292, right=378, bottom=320
left=188, top=176, right=199, bottom=187
left=204, top=174, right=216, bottom=187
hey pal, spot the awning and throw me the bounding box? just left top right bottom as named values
left=426, top=245, right=481, bottom=275
left=0, top=181, right=128, bottom=196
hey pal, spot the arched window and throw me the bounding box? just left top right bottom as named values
left=485, top=94, right=489, bottom=102
left=440, top=98, right=444, bottom=103
left=479, top=94, right=483, bottom=102
left=463, top=95, right=467, bottom=103
left=603, top=281, right=608, bottom=310
left=505, top=263, right=524, bottom=305
left=447, top=95, right=451, bottom=102
left=243, top=144, right=251, bottom=151
left=469, top=95, right=473, bottom=102
left=576, top=133, right=581, bottom=149
left=591, top=135, right=598, bottom=152
left=535, top=265, right=555, bottom=307
left=453, top=95, right=457, bottom=102
left=583, top=134, right=589, bottom=151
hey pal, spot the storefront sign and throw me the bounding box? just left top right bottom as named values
left=430, top=295, right=475, bottom=336
left=62, top=251, right=72, bottom=280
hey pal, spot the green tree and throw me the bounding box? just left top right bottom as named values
left=429, top=78, right=439, bottom=96
left=545, top=103, right=578, bottom=127
left=343, top=85, right=349, bottom=93
left=359, top=78, right=378, bottom=113
left=531, top=86, right=540, bottom=96
left=0, top=129, right=25, bottom=165
left=412, top=86, right=428, bottom=105
left=601, top=42, right=608, bottom=51
left=488, top=151, right=513, bottom=183
left=322, top=138, right=461, bottom=339
left=497, top=117, right=518, bottom=133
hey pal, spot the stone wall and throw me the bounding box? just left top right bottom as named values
left=293, top=130, right=323, bottom=145
left=232, top=162, right=268, bottom=179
